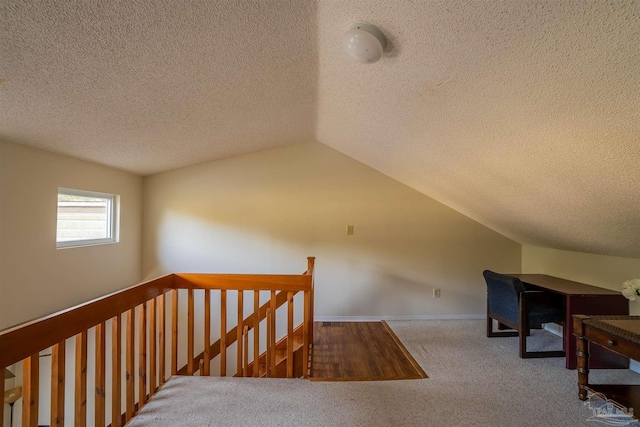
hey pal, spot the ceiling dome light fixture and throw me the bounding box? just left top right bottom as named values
left=342, top=23, right=387, bottom=64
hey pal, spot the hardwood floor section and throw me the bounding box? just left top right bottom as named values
left=310, top=321, right=428, bottom=381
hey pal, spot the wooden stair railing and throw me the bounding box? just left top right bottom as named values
left=173, top=256, right=315, bottom=379
left=175, top=289, right=307, bottom=378
left=0, top=274, right=175, bottom=427
left=175, top=290, right=290, bottom=375
left=0, top=257, right=314, bottom=427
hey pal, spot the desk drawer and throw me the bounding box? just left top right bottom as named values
left=587, top=328, right=640, bottom=360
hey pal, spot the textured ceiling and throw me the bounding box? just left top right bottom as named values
left=2, top=0, right=639, bottom=258
left=1, top=0, right=318, bottom=174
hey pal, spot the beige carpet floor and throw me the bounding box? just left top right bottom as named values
left=128, top=320, right=640, bottom=427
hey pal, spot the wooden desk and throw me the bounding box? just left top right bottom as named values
left=574, top=315, right=640, bottom=417
left=508, top=274, right=629, bottom=369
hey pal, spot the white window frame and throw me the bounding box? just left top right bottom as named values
left=56, top=188, right=120, bottom=249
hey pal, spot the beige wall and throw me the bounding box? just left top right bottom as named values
left=142, top=142, right=521, bottom=318
left=522, top=245, right=640, bottom=313
left=0, top=140, right=143, bottom=329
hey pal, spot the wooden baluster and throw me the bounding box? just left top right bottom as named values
left=95, top=322, right=106, bottom=427
left=75, top=331, right=88, bottom=427
left=139, top=303, right=147, bottom=407
left=270, top=290, right=276, bottom=376
left=287, top=291, right=294, bottom=378
left=51, top=340, right=65, bottom=426
left=0, top=367, right=3, bottom=426
left=23, top=354, right=39, bottom=427
left=243, top=326, right=249, bottom=377
left=203, top=289, right=211, bottom=376
left=237, top=290, right=244, bottom=376
left=149, top=298, right=157, bottom=394
left=158, top=293, right=166, bottom=386
left=125, top=309, right=135, bottom=421
left=171, top=289, right=178, bottom=376
left=220, top=289, right=227, bottom=376
left=112, top=315, right=122, bottom=427
left=187, top=289, right=195, bottom=375
left=266, top=308, right=272, bottom=378
left=253, top=290, right=260, bottom=378
left=303, top=290, right=310, bottom=378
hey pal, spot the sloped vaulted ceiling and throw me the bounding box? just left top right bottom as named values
left=1, top=0, right=639, bottom=258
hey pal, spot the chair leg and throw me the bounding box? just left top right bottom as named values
left=486, top=297, right=492, bottom=337
left=519, top=298, right=565, bottom=359
left=486, top=314, right=492, bottom=337
left=519, top=298, right=526, bottom=358
left=487, top=316, right=518, bottom=338
left=519, top=322, right=528, bottom=358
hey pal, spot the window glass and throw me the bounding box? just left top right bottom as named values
left=57, top=188, right=118, bottom=248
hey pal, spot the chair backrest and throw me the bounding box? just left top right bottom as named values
left=483, top=270, right=525, bottom=324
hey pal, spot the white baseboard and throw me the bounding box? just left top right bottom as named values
left=314, top=314, right=485, bottom=322
left=543, top=323, right=564, bottom=337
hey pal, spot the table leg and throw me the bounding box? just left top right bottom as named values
left=574, top=315, right=590, bottom=400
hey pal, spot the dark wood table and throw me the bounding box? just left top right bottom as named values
left=508, top=274, right=629, bottom=369
left=574, top=315, right=640, bottom=417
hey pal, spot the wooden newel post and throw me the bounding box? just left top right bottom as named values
left=306, top=256, right=315, bottom=377
left=574, top=314, right=590, bottom=401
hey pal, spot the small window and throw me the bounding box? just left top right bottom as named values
left=56, top=188, right=119, bottom=248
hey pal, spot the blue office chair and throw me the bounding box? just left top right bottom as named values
left=483, top=270, right=565, bottom=358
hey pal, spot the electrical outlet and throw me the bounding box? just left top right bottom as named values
left=346, top=225, right=354, bottom=235
left=433, top=288, right=441, bottom=298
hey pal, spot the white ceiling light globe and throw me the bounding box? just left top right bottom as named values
left=342, top=23, right=387, bottom=64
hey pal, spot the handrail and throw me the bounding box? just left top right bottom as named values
left=174, top=273, right=312, bottom=291
left=0, top=274, right=174, bottom=368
